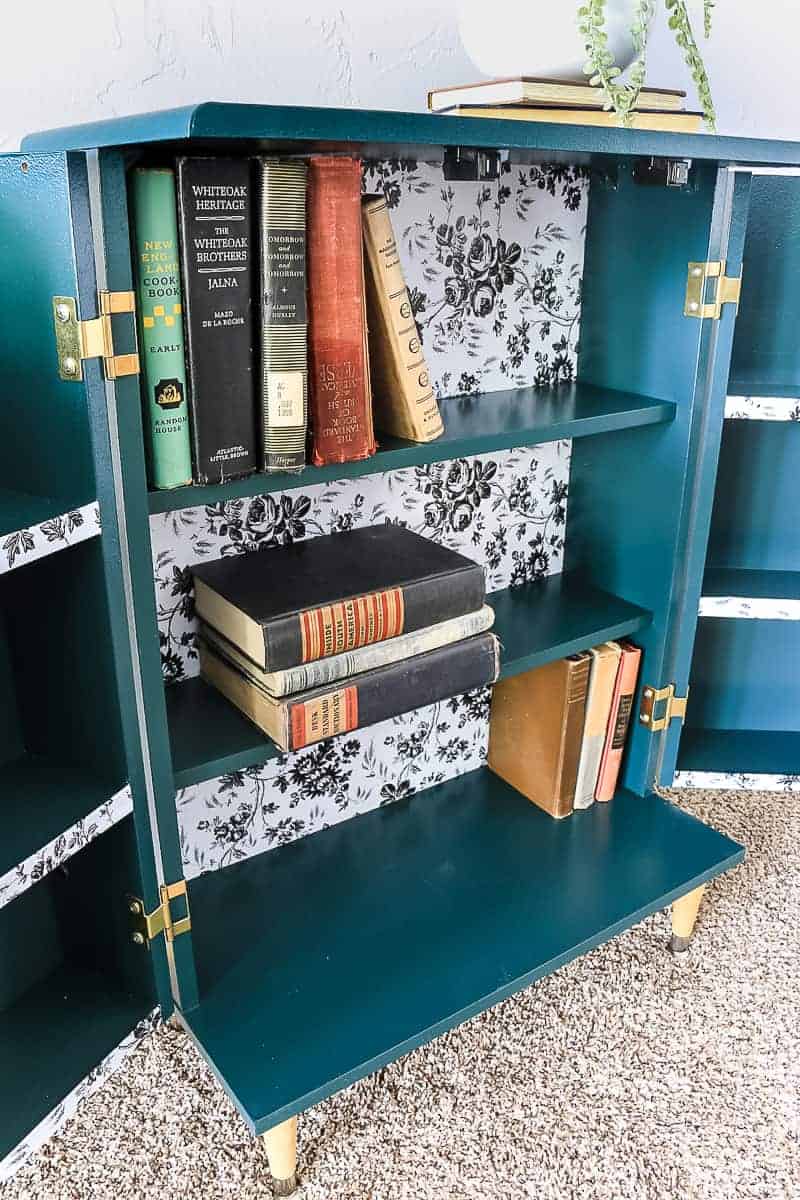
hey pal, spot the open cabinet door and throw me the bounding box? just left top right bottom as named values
left=0, top=152, right=163, bottom=1177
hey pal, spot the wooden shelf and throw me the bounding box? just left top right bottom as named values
left=703, top=567, right=800, bottom=601
left=677, top=727, right=800, bottom=777
left=183, top=766, right=743, bottom=1134
left=148, top=384, right=676, bottom=516
left=0, top=962, right=149, bottom=1162
left=165, top=573, right=651, bottom=789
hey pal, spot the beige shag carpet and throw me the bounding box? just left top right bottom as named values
left=3, top=788, right=799, bottom=1200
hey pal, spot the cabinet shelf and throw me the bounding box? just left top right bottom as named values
left=702, top=567, right=800, bottom=602
left=165, top=572, right=651, bottom=789
left=0, top=962, right=149, bottom=1162
left=677, top=727, right=800, bottom=778
left=147, top=384, right=675, bottom=516
left=183, top=766, right=743, bottom=1134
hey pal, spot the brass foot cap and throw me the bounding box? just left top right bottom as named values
left=272, top=1173, right=299, bottom=1197
left=669, top=933, right=692, bottom=954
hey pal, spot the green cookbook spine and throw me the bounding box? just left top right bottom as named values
left=130, top=167, right=193, bottom=490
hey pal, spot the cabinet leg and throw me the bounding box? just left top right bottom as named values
left=262, top=1116, right=298, bottom=1196
left=670, top=883, right=706, bottom=953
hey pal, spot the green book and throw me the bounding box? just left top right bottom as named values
left=130, top=167, right=193, bottom=490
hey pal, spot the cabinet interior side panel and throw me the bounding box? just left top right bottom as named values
left=686, top=617, right=800, bottom=733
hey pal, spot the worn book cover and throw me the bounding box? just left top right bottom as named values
left=129, top=167, right=193, bottom=490
left=306, top=156, right=376, bottom=466
left=200, top=631, right=499, bottom=751
left=487, top=653, right=592, bottom=819
left=595, top=641, right=642, bottom=803
left=573, top=642, right=622, bottom=810
left=258, top=158, right=308, bottom=473
left=176, top=156, right=257, bottom=484
left=191, top=524, right=486, bottom=673
left=200, top=604, right=494, bottom=697
left=362, top=195, right=443, bottom=443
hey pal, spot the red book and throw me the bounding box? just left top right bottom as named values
left=595, top=641, right=642, bottom=802
left=306, top=156, right=376, bottom=466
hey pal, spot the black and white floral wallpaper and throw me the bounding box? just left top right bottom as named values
left=0, top=501, right=99, bottom=574
left=150, top=156, right=587, bottom=880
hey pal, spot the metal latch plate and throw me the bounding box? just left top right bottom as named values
left=639, top=683, right=689, bottom=732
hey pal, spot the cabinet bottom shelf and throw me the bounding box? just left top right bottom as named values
left=677, top=727, right=800, bottom=778
left=0, top=962, right=150, bottom=1162
left=182, top=766, right=742, bottom=1134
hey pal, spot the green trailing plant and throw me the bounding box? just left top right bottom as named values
left=577, top=0, right=717, bottom=131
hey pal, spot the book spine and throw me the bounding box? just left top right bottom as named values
left=130, top=168, right=193, bottom=490
left=269, top=604, right=494, bottom=696
left=287, top=633, right=499, bottom=750
left=362, top=196, right=443, bottom=443
left=262, top=562, right=486, bottom=672
left=258, top=159, right=309, bottom=473
left=595, top=644, right=642, bottom=802
left=176, top=157, right=257, bottom=484
left=555, top=654, right=592, bottom=817
left=306, top=156, right=376, bottom=466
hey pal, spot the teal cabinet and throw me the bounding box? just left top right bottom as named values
left=2, top=103, right=796, bottom=1183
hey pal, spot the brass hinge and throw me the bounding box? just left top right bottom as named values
left=639, top=683, right=689, bottom=733
left=53, top=291, right=140, bottom=382
left=684, top=261, right=742, bottom=320
left=128, top=880, right=191, bottom=947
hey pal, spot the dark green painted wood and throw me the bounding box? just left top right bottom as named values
left=0, top=154, right=96, bottom=515
left=148, top=386, right=675, bottom=515
left=685, top=617, right=800, bottom=732
left=20, top=102, right=800, bottom=169
left=729, top=176, right=800, bottom=390
left=183, top=766, right=743, bottom=1133
left=678, top=727, right=800, bottom=776
left=166, top=573, right=651, bottom=789
left=0, top=604, right=23, bottom=765
left=568, top=163, right=736, bottom=793
left=707, top=419, right=800, bottom=573
left=703, top=567, right=800, bottom=600
left=726, top=383, right=800, bottom=401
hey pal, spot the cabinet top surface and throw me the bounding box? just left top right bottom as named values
left=18, top=100, right=800, bottom=167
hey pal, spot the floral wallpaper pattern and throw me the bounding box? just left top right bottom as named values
left=0, top=784, right=133, bottom=910
left=698, top=596, right=800, bottom=620
left=362, top=158, right=588, bottom=397
left=150, top=441, right=570, bottom=877
left=0, top=1008, right=160, bottom=1183
left=724, top=395, right=800, bottom=421
left=674, top=770, right=800, bottom=792
left=0, top=501, right=100, bottom=574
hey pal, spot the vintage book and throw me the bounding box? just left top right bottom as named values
left=176, top=156, right=257, bottom=484
left=192, top=524, right=486, bottom=673
left=306, top=156, right=376, bottom=466
left=427, top=77, right=685, bottom=113
left=573, top=642, right=623, bottom=811
left=595, top=641, right=643, bottom=803
left=199, top=631, right=499, bottom=752
left=129, top=167, right=193, bottom=490
left=362, top=195, right=443, bottom=443
left=200, top=603, right=494, bottom=697
left=487, top=653, right=592, bottom=819
left=258, top=158, right=309, bottom=473
left=445, top=107, right=702, bottom=133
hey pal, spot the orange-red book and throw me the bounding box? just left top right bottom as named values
left=306, top=156, right=376, bottom=466
left=595, top=641, right=642, bottom=802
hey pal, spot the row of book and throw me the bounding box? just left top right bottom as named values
left=130, top=158, right=443, bottom=491
left=488, top=639, right=642, bottom=818
left=191, top=524, right=498, bottom=751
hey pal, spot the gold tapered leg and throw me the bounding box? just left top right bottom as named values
left=670, top=883, right=706, bottom=953
left=262, top=1116, right=298, bottom=1196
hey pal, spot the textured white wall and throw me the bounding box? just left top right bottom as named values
left=1, top=1, right=795, bottom=150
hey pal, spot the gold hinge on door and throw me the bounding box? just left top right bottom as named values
left=53, top=291, right=140, bottom=381
left=639, top=683, right=689, bottom=733
left=684, top=260, right=742, bottom=320
left=128, top=880, right=191, bottom=947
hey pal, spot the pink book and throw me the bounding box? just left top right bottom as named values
left=595, top=641, right=642, bottom=802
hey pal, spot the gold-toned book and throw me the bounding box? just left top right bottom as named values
left=362, top=196, right=443, bottom=443
left=428, top=76, right=685, bottom=113
left=487, top=653, right=592, bottom=819
left=446, top=106, right=703, bottom=134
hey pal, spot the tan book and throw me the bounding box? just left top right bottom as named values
left=487, top=653, right=592, bottom=819
left=573, top=643, right=622, bottom=811
left=427, top=76, right=685, bottom=113
left=362, top=195, right=443, bottom=443
left=446, top=106, right=702, bottom=134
